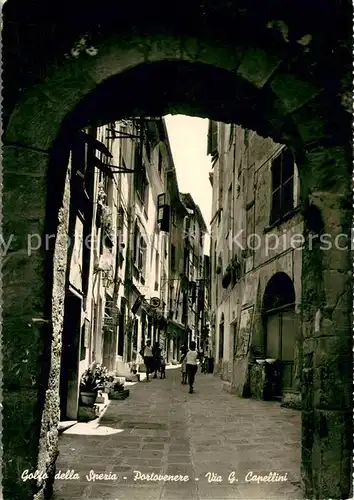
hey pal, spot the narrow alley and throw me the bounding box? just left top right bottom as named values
left=53, top=367, right=301, bottom=500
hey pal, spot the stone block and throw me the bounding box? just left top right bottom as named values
left=108, top=389, right=129, bottom=400
left=3, top=171, right=47, bottom=222
left=4, top=88, right=70, bottom=151
left=249, top=363, right=266, bottom=400
left=2, top=218, right=46, bottom=253
left=271, top=73, right=321, bottom=114
left=2, top=144, right=49, bottom=176
left=144, top=33, right=183, bottom=61
left=237, top=47, right=282, bottom=88
left=303, top=145, right=350, bottom=192
left=311, top=409, right=352, bottom=499
left=87, top=37, right=145, bottom=84
left=301, top=410, right=314, bottom=497
left=78, top=405, right=100, bottom=422
left=281, top=391, right=302, bottom=410
left=3, top=253, right=46, bottom=288
left=192, top=39, right=241, bottom=71
left=125, top=374, right=140, bottom=382
left=301, top=367, right=314, bottom=411
left=3, top=315, right=51, bottom=390
left=3, top=389, right=42, bottom=499
left=290, top=93, right=332, bottom=146
left=313, top=335, right=352, bottom=410
left=4, top=277, right=46, bottom=318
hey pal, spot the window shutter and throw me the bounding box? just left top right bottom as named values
left=207, top=120, right=218, bottom=157
left=133, top=222, right=138, bottom=262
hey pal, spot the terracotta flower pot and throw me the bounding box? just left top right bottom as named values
left=80, top=391, right=97, bottom=406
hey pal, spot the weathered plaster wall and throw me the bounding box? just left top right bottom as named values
left=211, top=123, right=303, bottom=395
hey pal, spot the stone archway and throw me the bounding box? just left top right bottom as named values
left=2, top=8, right=352, bottom=499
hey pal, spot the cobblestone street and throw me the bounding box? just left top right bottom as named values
left=53, top=367, right=301, bottom=500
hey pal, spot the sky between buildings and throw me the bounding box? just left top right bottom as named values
left=164, top=115, right=212, bottom=255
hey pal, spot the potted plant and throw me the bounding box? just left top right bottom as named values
left=80, top=363, right=109, bottom=406
left=231, top=256, right=241, bottom=285
left=108, top=380, right=130, bottom=400
left=80, top=365, right=100, bottom=406
left=103, top=371, right=116, bottom=393
left=222, top=265, right=232, bottom=288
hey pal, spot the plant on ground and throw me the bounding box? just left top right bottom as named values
left=80, top=363, right=109, bottom=392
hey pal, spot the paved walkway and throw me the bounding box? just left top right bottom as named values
left=52, top=368, right=302, bottom=500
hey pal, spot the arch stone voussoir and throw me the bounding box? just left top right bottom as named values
left=290, top=94, right=336, bottom=146
left=4, top=78, right=97, bottom=150
left=237, top=47, right=283, bottom=88
left=185, top=38, right=242, bottom=71
left=270, top=73, right=322, bottom=115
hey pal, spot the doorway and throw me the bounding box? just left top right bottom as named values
left=263, top=273, right=296, bottom=397
left=59, top=291, right=83, bottom=420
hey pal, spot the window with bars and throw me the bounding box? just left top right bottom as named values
left=270, top=149, right=295, bottom=224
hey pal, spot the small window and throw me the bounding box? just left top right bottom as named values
left=270, top=148, right=295, bottom=224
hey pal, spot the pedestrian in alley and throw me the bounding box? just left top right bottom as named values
left=185, top=341, right=199, bottom=394
left=152, top=342, right=162, bottom=379
left=140, top=340, right=154, bottom=382
left=180, top=345, right=188, bottom=385
left=159, top=354, right=166, bottom=379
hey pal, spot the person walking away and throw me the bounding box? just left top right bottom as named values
left=140, top=340, right=153, bottom=382
left=180, top=346, right=188, bottom=384
left=160, top=354, right=166, bottom=379
left=152, top=342, right=162, bottom=379
left=185, top=341, right=198, bottom=393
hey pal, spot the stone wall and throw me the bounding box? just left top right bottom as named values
left=249, top=363, right=266, bottom=400
left=3, top=144, right=71, bottom=499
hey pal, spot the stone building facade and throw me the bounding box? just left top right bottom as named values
left=209, top=120, right=303, bottom=408
left=179, top=193, right=208, bottom=350
left=59, top=117, right=200, bottom=424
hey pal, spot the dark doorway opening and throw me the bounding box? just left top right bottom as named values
left=118, top=298, right=126, bottom=356
left=59, top=290, right=83, bottom=420
left=263, top=272, right=297, bottom=398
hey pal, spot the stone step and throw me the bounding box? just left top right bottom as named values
left=58, top=420, right=77, bottom=434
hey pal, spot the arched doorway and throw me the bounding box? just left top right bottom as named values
left=2, top=4, right=352, bottom=499
left=263, top=272, right=297, bottom=398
